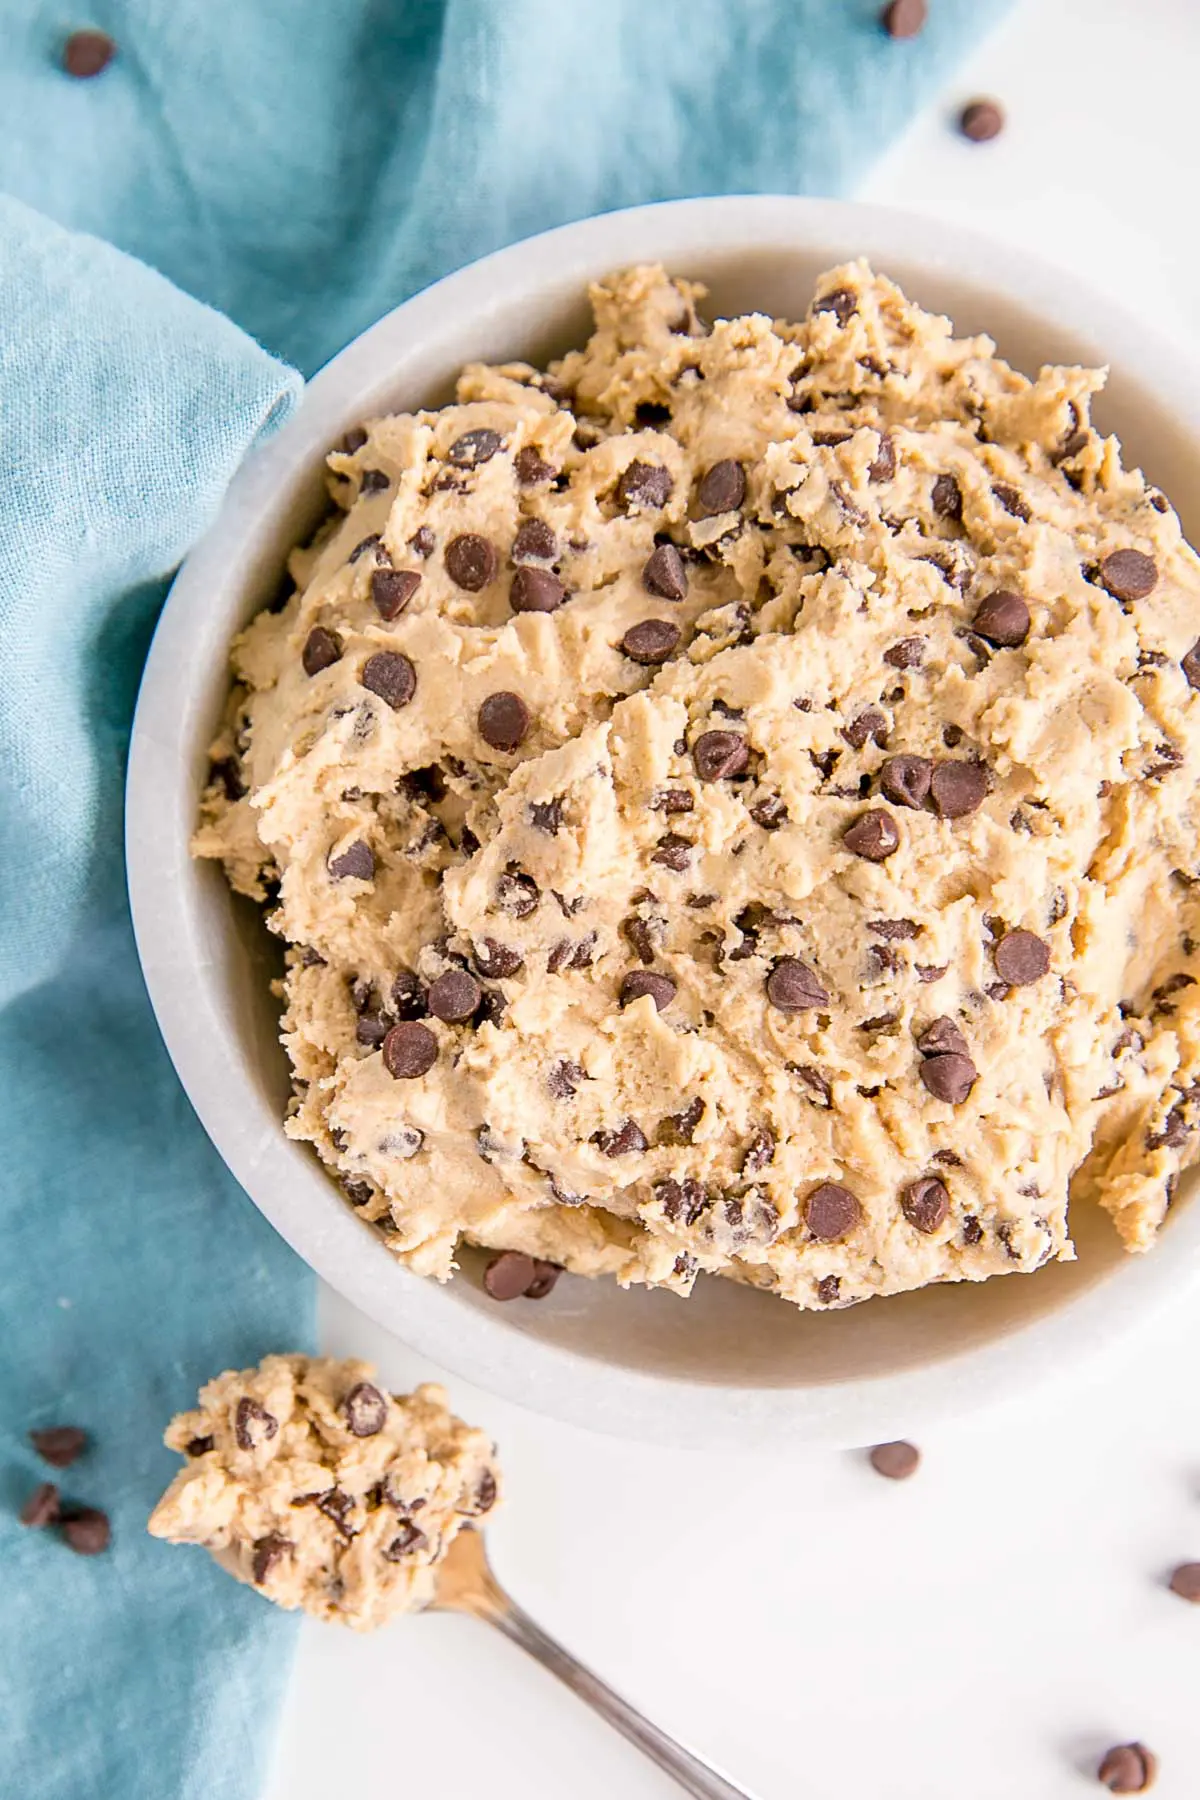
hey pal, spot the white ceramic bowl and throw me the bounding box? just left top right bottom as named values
left=127, top=195, right=1200, bottom=1448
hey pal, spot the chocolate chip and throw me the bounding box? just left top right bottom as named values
left=356, top=1009, right=392, bottom=1048
left=20, top=1483, right=61, bottom=1527
left=814, top=288, right=857, bottom=326
left=361, top=650, right=416, bottom=710
left=693, top=730, right=748, bottom=781
left=622, top=619, right=681, bottom=664
left=251, top=1533, right=292, bottom=1585
left=959, top=98, right=1005, bottom=142
left=526, top=798, right=562, bottom=837
left=467, top=1470, right=498, bottom=1516
left=962, top=1214, right=983, bottom=1244
left=525, top=1260, right=562, bottom=1299
left=767, top=957, right=829, bottom=1011
left=640, top=543, right=688, bottom=602
left=1097, top=1745, right=1157, bottom=1794
left=805, top=1183, right=861, bottom=1241
left=1169, top=1561, right=1200, bottom=1602
left=30, top=1426, right=87, bottom=1469
left=328, top=840, right=375, bottom=881
left=656, top=789, right=695, bottom=815
left=61, top=1507, right=111, bottom=1556
left=930, top=760, right=987, bottom=818
left=695, top=459, right=746, bottom=517
left=475, top=939, right=523, bottom=979
left=63, top=29, right=115, bottom=77
left=235, top=1398, right=278, bottom=1452
left=372, top=568, right=422, bottom=620
left=617, top=461, right=672, bottom=510
left=361, top=467, right=392, bottom=493
left=509, top=566, right=566, bottom=615
left=185, top=1435, right=215, bottom=1457
left=902, top=1177, right=950, bottom=1233
left=750, top=794, right=788, bottom=830
left=994, top=929, right=1050, bottom=985
left=495, top=868, right=539, bottom=916
left=920, top=1053, right=977, bottom=1103
left=880, top=755, right=932, bottom=810
left=478, top=691, right=530, bottom=752
left=742, top=1126, right=776, bottom=1173
left=992, top=482, right=1032, bottom=521
left=593, top=1119, right=649, bottom=1156
left=410, top=526, right=437, bottom=557
left=932, top=474, right=963, bottom=520
left=843, top=706, right=887, bottom=750
left=349, top=533, right=382, bottom=564
left=884, top=637, right=925, bottom=669
left=447, top=428, right=503, bottom=468
left=445, top=533, right=498, bottom=590
left=427, top=969, right=482, bottom=1022
left=1180, top=642, right=1200, bottom=690
left=656, top=1176, right=707, bottom=1225
left=547, top=1059, right=584, bottom=1099
left=620, top=970, right=677, bottom=1011
left=343, top=1381, right=388, bottom=1437
left=651, top=834, right=692, bottom=871
left=512, top=519, right=557, bottom=565
left=973, top=590, right=1030, bottom=647
left=302, top=627, right=342, bottom=675
left=211, top=757, right=245, bottom=801
left=342, top=1178, right=375, bottom=1207
left=843, top=810, right=899, bottom=861
left=383, top=1021, right=438, bottom=1079
left=391, top=968, right=428, bottom=1016
left=1098, top=549, right=1158, bottom=602
left=869, top=1441, right=920, bottom=1480
left=870, top=918, right=920, bottom=940
left=868, top=433, right=897, bottom=482
left=514, top=447, right=556, bottom=486
left=817, top=1274, right=841, bottom=1304
left=917, top=1017, right=969, bottom=1058
left=881, top=0, right=926, bottom=38
left=657, top=1097, right=705, bottom=1147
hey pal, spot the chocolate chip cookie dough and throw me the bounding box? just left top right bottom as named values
left=148, top=1356, right=498, bottom=1628
left=195, top=260, right=1200, bottom=1311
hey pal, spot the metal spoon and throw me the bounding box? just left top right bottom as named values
left=430, top=1529, right=758, bottom=1799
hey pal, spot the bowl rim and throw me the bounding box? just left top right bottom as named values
left=126, top=193, right=1200, bottom=1448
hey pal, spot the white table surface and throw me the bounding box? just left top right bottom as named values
left=263, top=3, right=1200, bottom=1794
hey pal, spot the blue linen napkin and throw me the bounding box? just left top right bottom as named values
left=0, top=3, right=1010, bottom=1797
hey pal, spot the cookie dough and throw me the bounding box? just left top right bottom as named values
left=195, top=260, right=1200, bottom=1311
left=148, top=1355, right=498, bottom=1628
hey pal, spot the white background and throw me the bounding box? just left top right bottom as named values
left=264, top=3, right=1200, bottom=1794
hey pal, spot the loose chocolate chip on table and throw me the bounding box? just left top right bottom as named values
left=251, top=1533, right=292, bottom=1585
left=844, top=809, right=899, bottom=861
left=695, top=459, right=746, bottom=517
left=445, top=533, right=498, bottom=591
left=371, top=568, right=422, bottom=620
left=20, top=1483, right=61, bottom=1528
left=869, top=1441, right=920, bottom=1480
left=1169, top=1562, right=1200, bottom=1602
left=994, top=929, right=1050, bottom=985
left=61, top=1507, right=111, bottom=1556
left=693, top=730, right=748, bottom=782
left=343, top=1381, right=388, bottom=1437
left=617, top=461, right=673, bottom=510
left=512, top=519, right=557, bottom=564
left=884, top=637, right=925, bottom=669
left=514, top=446, right=556, bottom=486
left=427, top=969, right=482, bottom=1023
left=642, top=542, right=689, bottom=600
left=917, top=1017, right=969, bottom=1059
left=63, top=29, right=115, bottom=76
left=767, top=957, right=829, bottom=1012
left=525, top=1260, right=562, bottom=1299
left=930, top=760, right=987, bottom=818
left=447, top=428, right=503, bottom=467
left=959, top=98, right=1005, bottom=142
left=868, top=432, right=897, bottom=482
left=932, top=473, right=963, bottom=520
left=235, top=1398, right=278, bottom=1452
left=302, top=627, right=342, bottom=675
left=880, top=755, right=932, bottom=810
left=813, top=288, right=857, bottom=325
left=478, top=691, right=531, bottom=752
left=973, top=590, right=1030, bottom=647
left=1098, top=549, right=1158, bottom=602
left=593, top=1119, right=649, bottom=1157
left=1097, top=1744, right=1157, bottom=1794
left=902, top=1177, right=950, bottom=1234
left=328, top=840, right=375, bottom=881
left=383, top=1021, right=439, bottom=1080
left=475, top=939, right=523, bottom=979
left=620, top=970, right=677, bottom=1011
left=30, top=1426, right=87, bottom=1468
left=510, top=566, right=566, bottom=613
left=361, top=650, right=416, bottom=710
left=920, top=1053, right=978, bottom=1104
left=881, top=0, right=926, bottom=38
left=622, top=619, right=681, bottom=664
left=805, top=1183, right=861, bottom=1241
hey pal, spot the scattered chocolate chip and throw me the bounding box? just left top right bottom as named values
left=620, top=970, right=677, bottom=1011
left=695, top=459, right=746, bottom=517
left=383, top=1021, right=438, bottom=1079
left=767, top=957, right=829, bottom=1011
left=656, top=789, right=695, bottom=815
left=62, top=1507, right=111, bottom=1556
left=342, top=1382, right=387, bottom=1437
left=843, top=810, right=899, bottom=861
left=749, top=793, right=789, bottom=830
left=355, top=1009, right=393, bottom=1048
left=476, top=939, right=523, bottom=979
left=992, top=482, right=1032, bottom=521
left=342, top=1178, right=375, bottom=1207
left=617, top=461, right=672, bottom=509
left=210, top=757, right=245, bottom=801
left=495, top=868, right=539, bottom=916
left=693, top=730, right=748, bottom=782
left=920, top=1052, right=977, bottom=1104
left=622, top=618, right=681, bottom=664
left=235, top=1398, right=278, bottom=1452
left=932, top=473, right=963, bottom=520
left=642, top=542, right=689, bottom=600
left=328, top=840, right=375, bottom=881
left=1098, top=549, right=1158, bottom=602
left=881, top=0, right=926, bottom=38
left=870, top=917, right=920, bottom=940
left=1169, top=1561, right=1200, bottom=1602
left=843, top=706, right=888, bottom=750
left=525, top=1260, right=562, bottom=1299
left=361, top=650, right=416, bottom=710
left=483, top=1251, right=540, bottom=1300
left=657, top=1097, right=705, bottom=1147
left=961, top=1214, right=983, bottom=1244
left=530, top=798, right=562, bottom=835
left=63, top=29, right=115, bottom=77
left=917, top=1017, right=969, bottom=1058
left=742, top=1126, right=776, bottom=1173
left=1178, top=642, right=1200, bottom=690
left=302, top=626, right=342, bottom=675
left=410, top=525, right=436, bottom=556
left=514, top=446, right=556, bottom=486
left=814, top=288, right=857, bottom=326
left=547, top=1059, right=584, bottom=1099
left=478, top=691, right=530, bottom=752
left=349, top=533, right=382, bottom=564
left=251, top=1533, right=292, bottom=1585
left=805, top=1183, right=861, bottom=1241
left=1097, top=1744, right=1157, bottom=1794
left=511, top=566, right=565, bottom=612
left=445, top=533, right=498, bottom=591
left=20, top=1483, right=61, bottom=1528
left=902, top=1177, right=950, bottom=1233
left=185, top=1435, right=215, bottom=1457
left=930, top=760, right=988, bottom=818
left=973, top=590, right=1030, bottom=647
left=816, top=1274, right=841, bottom=1304
left=360, top=468, right=391, bottom=494
left=869, top=1441, right=920, bottom=1480
left=656, top=1176, right=708, bottom=1225
left=511, top=519, right=557, bottom=565
left=427, top=969, right=482, bottom=1022
left=447, top=428, right=503, bottom=467
left=391, top=968, right=428, bottom=1017
left=959, top=98, right=1005, bottom=142
left=371, top=568, right=422, bottom=620
left=30, top=1426, right=87, bottom=1469
left=884, top=637, right=925, bottom=669
left=593, top=1119, right=649, bottom=1157
left=879, top=754, right=932, bottom=810
left=868, top=433, right=897, bottom=482
left=994, top=929, right=1050, bottom=985
left=651, top=834, right=692, bottom=870
left=467, top=1470, right=499, bottom=1516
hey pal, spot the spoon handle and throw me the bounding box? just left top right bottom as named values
left=483, top=1596, right=758, bottom=1800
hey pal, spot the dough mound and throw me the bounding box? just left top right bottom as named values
left=195, top=261, right=1200, bottom=1312
left=148, top=1355, right=498, bottom=1629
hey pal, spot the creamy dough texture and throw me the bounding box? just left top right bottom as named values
left=195, top=260, right=1200, bottom=1311
left=148, top=1355, right=499, bottom=1628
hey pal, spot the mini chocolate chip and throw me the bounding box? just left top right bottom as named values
left=514, top=446, right=556, bottom=485
left=868, top=432, right=897, bottom=482
left=20, top=1483, right=61, bottom=1528
left=973, top=590, right=1030, bottom=646
left=767, top=957, right=829, bottom=1011
left=30, top=1426, right=87, bottom=1469
left=512, top=519, right=557, bottom=565
left=843, top=706, right=888, bottom=750
left=361, top=650, right=416, bottom=710
left=372, top=568, right=422, bottom=620
left=620, top=970, right=677, bottom=1011
left=63, top=29, right=115, bottom=77
left=1098, top=549, right=1158, bottom=602
left=383, top=1021, right=438, bottom=1079
left=475, top=939, right=524, bottom=979
left=843, top=810, right=899, bottom=861
left=869, top=1441, right=920, bottom=1479
left=902, top=1177, right=950, bottom=1233
left=651, top=834, right=692, bottom=870
left=696, top=459, right=746, bottom=517
left=343, top=1381, right=388, bottom=1437
left=994, top=929, right=1050, bottom=985
left=920, top=1052, right=977, bottom=1104
left=1097, top=1744, right=1157, bottom=1794
left=622, top=619, right=681, bottom=664
left=530, top=798, right=562, bottom=834
left=251, top=1533, right=292, bottom=1585
left=427, top=969, right=482, bottom=1022
left=884, top=637, right=925, bottom=669
left=445, top=533, right=498, bottom=590
left=1169, top=1562, right=1200, bottom=1602
left=185, top=1435, right=215, bottom=1457
left=959, top=98, right=1005, bottom=142
left=302, top=627, right=342, bottom=675
left=617, top=461, right=672, bottom=509
left=930, top=760, right=988, bottom=818
left=932, top=474, right=962, bottom=520
left=329, top=840, right=375, bottom=881
left=992, top=482, right=1032, bottom=521
left=642, top=542, right=689, bottom=600
left=816, top=1274, right=841, bottom=1304
left=881, top=0, right=926, bottom=39
left=525, top=1260, right=562, bottom=1299
left=880, top=755, right=932, bottom=810
left=235, top=1398, right=278, bottom=1452
left=593, top=1119, right=649, bottom=1156
left=918, top=1017, right=969, bottom=1058
left=62, top=1507, right=111, bottom=1556
left=478, top=691, right=530, bottom=752
left=805, top=1183, right=861, bottom=1241
left=693, top=731, right=748, bottom=782
left=448, top=428, right=503, bottom=467
left=814, top=288, right=857, bottom=325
